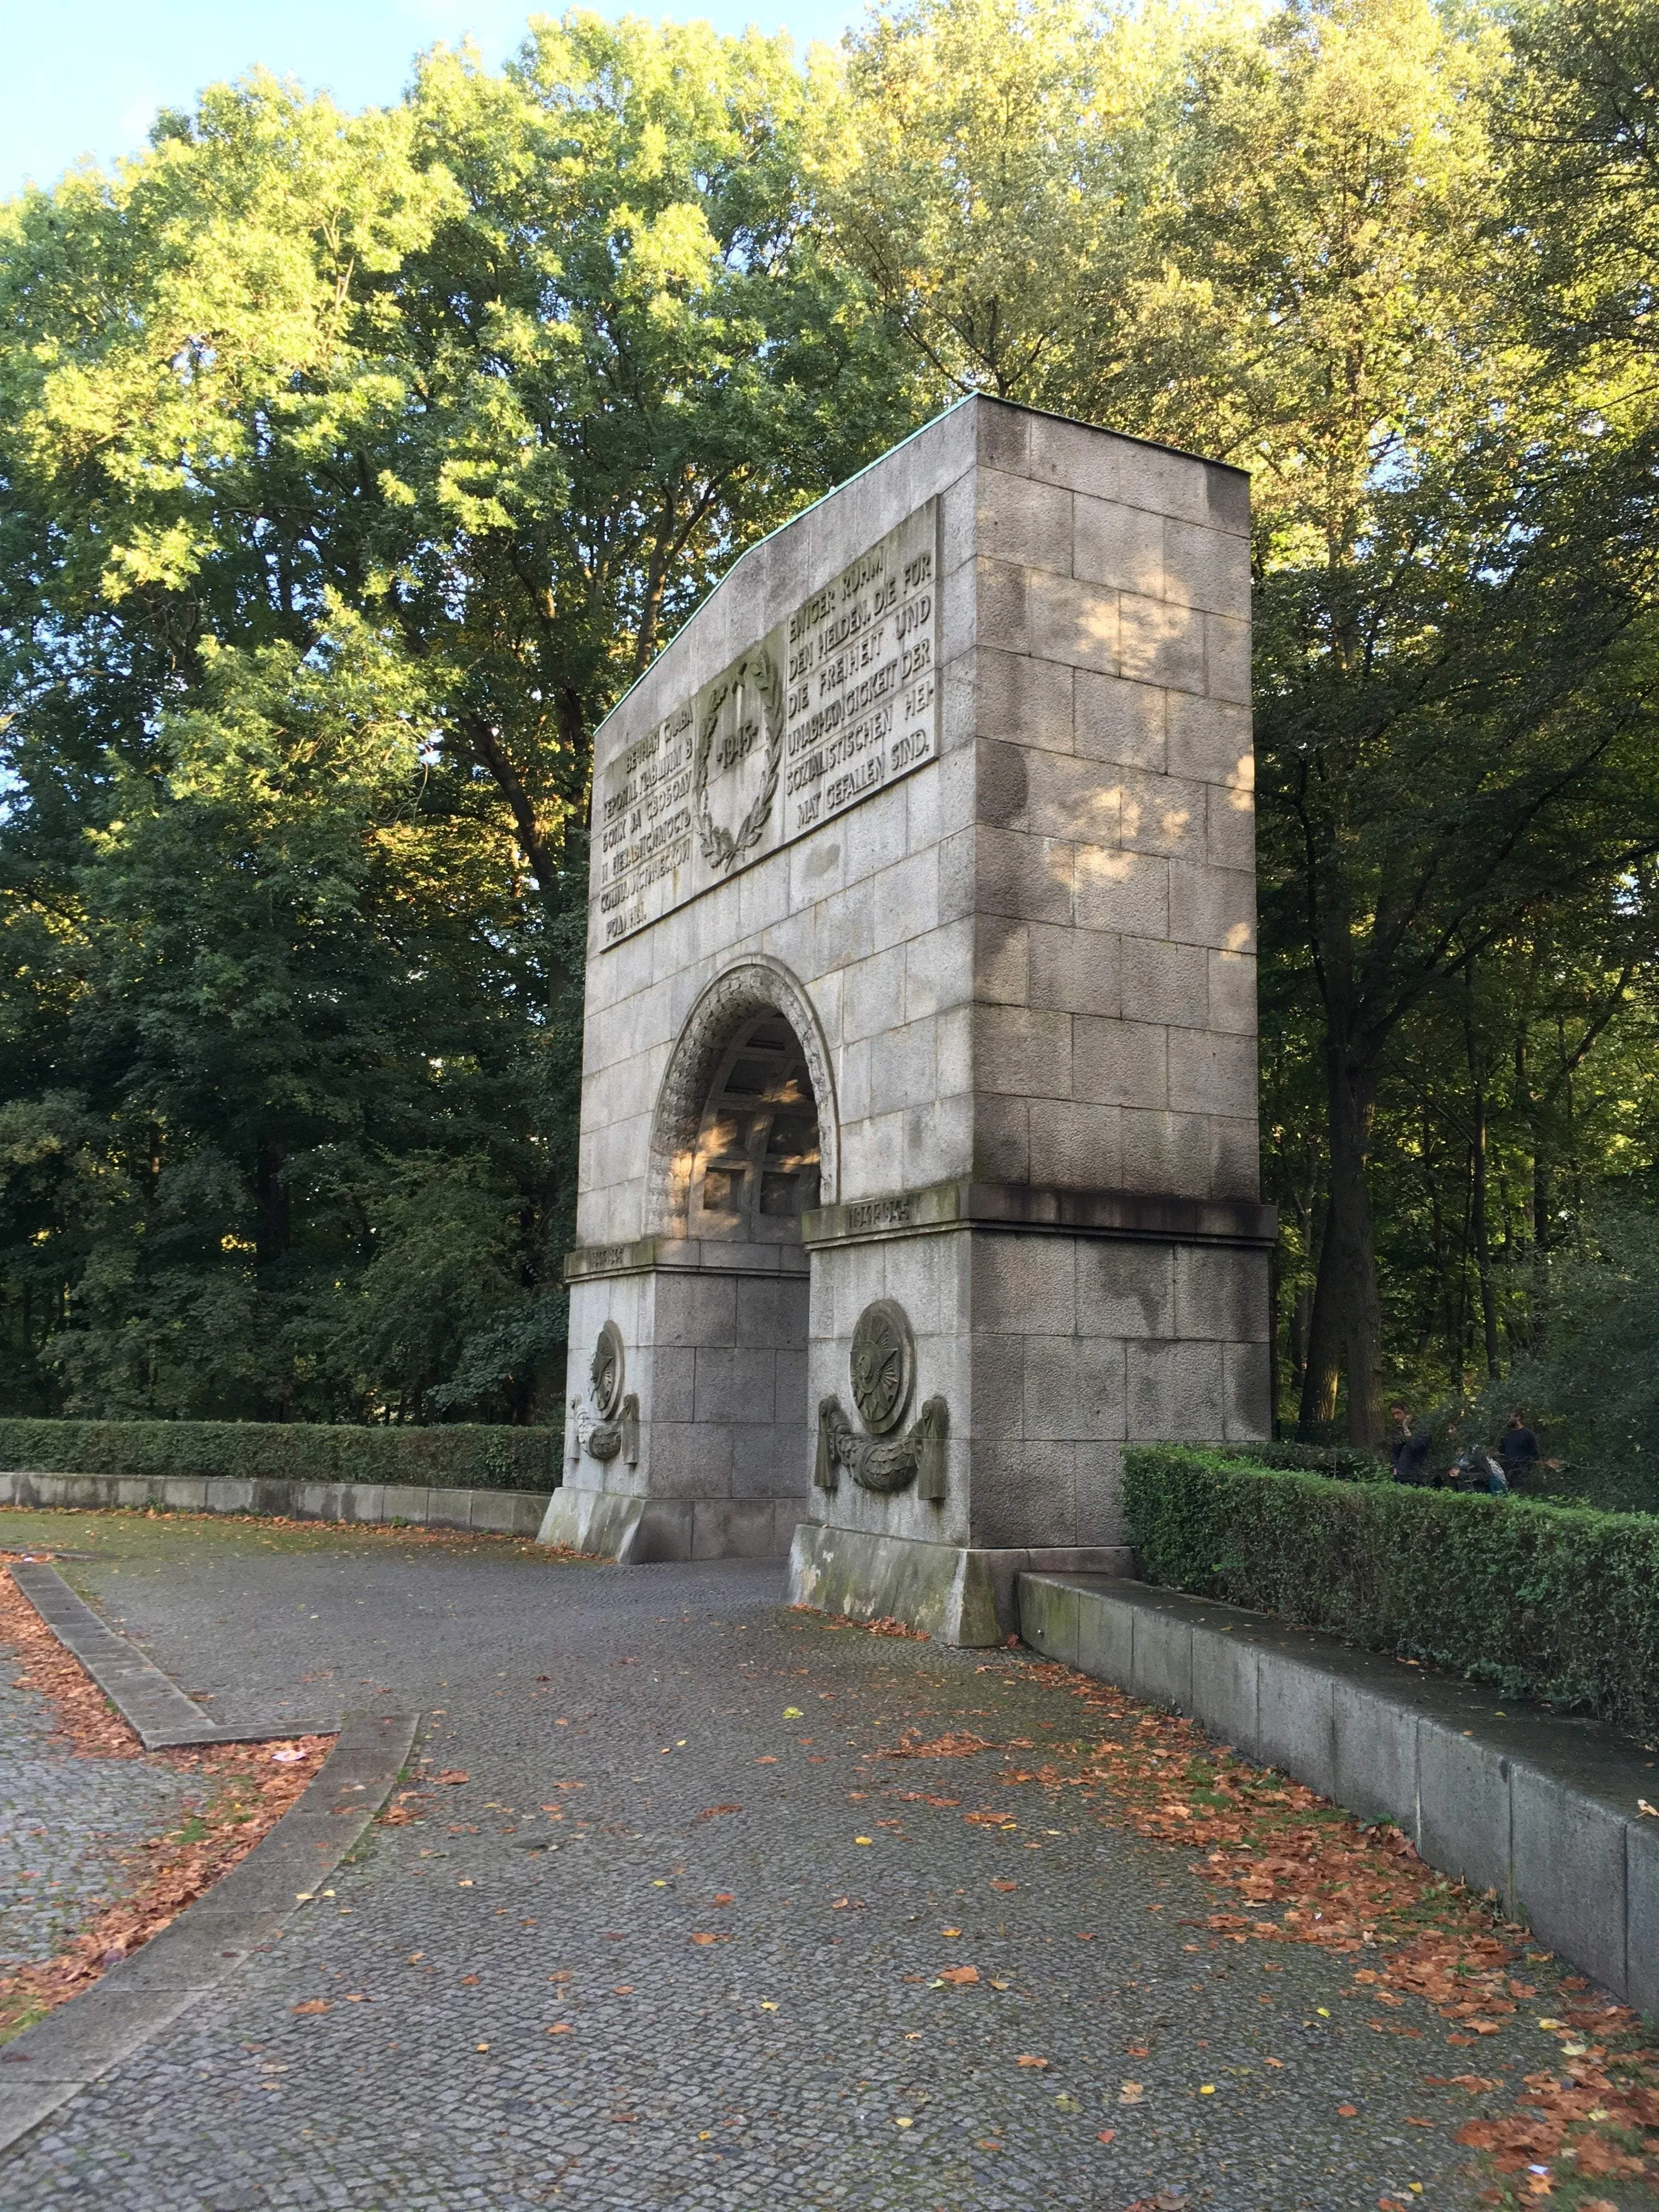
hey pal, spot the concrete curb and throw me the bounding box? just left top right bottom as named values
left=9, top=1562, right=327, bottom=1750
left=1, top=1469, right=552, bottom=1536
left=1019, top=1572, right=1659, bottom=2013
left=0, top=1707, right=417, bottom=2156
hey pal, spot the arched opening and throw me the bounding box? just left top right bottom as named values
left=646, top=957, right=838, bottom=1240
left=629, top=963, right=833, bottom=1526
left=687, top=1013, right=821, bottom=1242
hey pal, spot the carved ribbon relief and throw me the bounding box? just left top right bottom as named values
left=571, top=1319, right=639, bottom=1467
left=816, top=1299, right=947, bottom=1500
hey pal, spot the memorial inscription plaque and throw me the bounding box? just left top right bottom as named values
left=598, top=502, right=938, bottom=945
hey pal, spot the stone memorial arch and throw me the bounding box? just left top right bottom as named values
left=539, top=396, right=1276, bottom=1642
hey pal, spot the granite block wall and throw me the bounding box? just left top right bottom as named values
left=562, top=396, right=1267, bottom=1559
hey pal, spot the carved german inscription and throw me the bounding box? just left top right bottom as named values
left=597, top=503, right=938, bottom=945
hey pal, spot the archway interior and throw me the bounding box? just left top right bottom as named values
left=687, top=1012, right=821, bottom=1243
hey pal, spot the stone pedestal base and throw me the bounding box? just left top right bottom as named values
left=786, top=1521, right=1132, bottom=1647
left=537, top=1487, right=797, bottom=1564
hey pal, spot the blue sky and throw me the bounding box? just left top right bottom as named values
left=1, top=0, right=863, bottom=199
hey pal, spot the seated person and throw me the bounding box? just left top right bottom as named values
left=1451, top=1442, right=1508, bottom=1495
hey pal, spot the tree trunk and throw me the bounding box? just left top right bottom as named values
left=1297, top=1196, right=1341, bottom=1430
left=462, top=713, right=561, bottom=911
left=255, top=1143, right=290, bottom=1268
left=1321, top=1048, right=1385, bottom=1447
left=1289, top=1279, right=1313, bottom=1403
left=1471, top=1108, right=1500, bottom=1379
left=1455, top=1164, right=1472, bottom=1391
left=1532, top=1143, right=1551, bottom=1338
left=1464, top=978, right=1500, bottom=1380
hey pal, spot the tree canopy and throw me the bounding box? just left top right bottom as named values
left=0, top=18, right=915, bottom=1421
left=4, top=0, right=1659, bottom=1460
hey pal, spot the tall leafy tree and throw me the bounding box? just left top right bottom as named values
left=812, top=0, right=1184, bottom=405
left=0, top=17, right=910, bottom=1420
left=8, top=0, right=1659, bottom=1447
left=826, top=0, right=1659, bottom=1442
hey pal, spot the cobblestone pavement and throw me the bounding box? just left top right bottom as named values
left=0, top=1647, right=198, bottom=1974
left=0, top=1510, right=1556, bottom=2210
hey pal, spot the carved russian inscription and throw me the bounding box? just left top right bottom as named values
left=843, top=1195, right=917, bottom=1236
left=598, top=503, right=938, bottom=945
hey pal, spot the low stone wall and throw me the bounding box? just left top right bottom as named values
left=0, top=1469, right=551, bottom=1537
left=1019, top=1571, right=1659, bottom=2011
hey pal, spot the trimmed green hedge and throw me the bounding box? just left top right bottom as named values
left=1124, top=1445, right=1659, bottom=1731
left=1216, top=1439, right=1390, bottom=1483
left=0, top=1419, right=561, bottom=1496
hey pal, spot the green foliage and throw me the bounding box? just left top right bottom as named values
left=814, top=0, right=1184, bottom=404
left=1449, top=1189, right=1659, bottom=1513
left=0, top=1418, right=560, bottom=1492
left=5, top=0, right=1659, bottom=1447
left=0, top=613, right=568, bottom=1423
left=0, top=16, right=910, bottom=1425
left=827, top=0, right=1659, bottom=1444
left=1124, top=1446, right=1659, bottom=1730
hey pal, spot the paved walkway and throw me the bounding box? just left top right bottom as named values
left=0, top=1512, right=1522, bottom=2209
left=0, top=1644, right=198, bottom=1977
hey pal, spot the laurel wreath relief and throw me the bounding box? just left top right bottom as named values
left=693, top=645, right=783, bottom=874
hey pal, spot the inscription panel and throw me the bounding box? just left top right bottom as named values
left=598, top=503, right=938, bottom=946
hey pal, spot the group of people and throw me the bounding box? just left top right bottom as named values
left=1387, top=1406, right=1547, bottom=1495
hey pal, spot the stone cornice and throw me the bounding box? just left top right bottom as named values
left=800, top=1180, right=1278, bottom=1251
left=564, top=1234, right=811, bottom=1285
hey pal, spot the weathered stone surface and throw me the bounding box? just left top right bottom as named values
left=786, top=1521, right=1131, bottom=1646
left=536, top=1486, right=799, bottom=1564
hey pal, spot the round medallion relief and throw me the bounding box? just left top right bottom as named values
left=590, top=1321, right=625, bottom=1420
left=849, top=1300, right=915, bottom=1437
